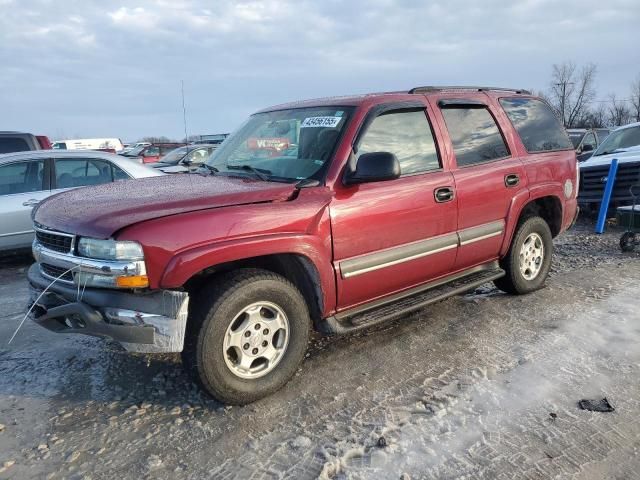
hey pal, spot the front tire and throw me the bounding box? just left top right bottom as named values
left=182, top=269, right=310, bottom=405
left=494, top=216, right=553, bottom=295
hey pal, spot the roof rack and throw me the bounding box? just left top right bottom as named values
left=409, top=86, right=531, bottom=95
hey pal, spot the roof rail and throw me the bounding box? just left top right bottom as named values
left=409, top=86, right=531, bottom=95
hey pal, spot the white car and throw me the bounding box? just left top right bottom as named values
left=578, top=122, right=640, bottom=211
left=0, top=150, right=163, bottom=252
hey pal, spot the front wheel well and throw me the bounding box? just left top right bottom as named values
left=518, top=196, right=563, bottom=237
left=184, top=253, right=324, bottom=325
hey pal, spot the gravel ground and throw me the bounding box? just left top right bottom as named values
left=1, top=220, right=640, bottom=479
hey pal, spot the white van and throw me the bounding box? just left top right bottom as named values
left=52, top=138, right=124, bottom=152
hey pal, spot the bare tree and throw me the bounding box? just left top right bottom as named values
left=630, top=74, right=640, bottom=123
left=607, top=93, right=631, bottom=127
left=141, top=136, right=176, bottom=143
left=547, top=62, right=597, bottom=128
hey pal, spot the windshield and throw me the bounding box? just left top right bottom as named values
left=160, top=146, right=189, bottom=165
left=594, top=125, right=640, bottom=156
left=205, top=106, right=353, bottom=182
left=568, top=132, right=584, bottom=148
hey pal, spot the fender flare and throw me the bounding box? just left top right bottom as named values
left=500, top=183, right=564, bottom=256
left=160, top=233, right=336, bottom=317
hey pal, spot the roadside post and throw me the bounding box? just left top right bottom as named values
left=595, top=158, right=619, bottom=234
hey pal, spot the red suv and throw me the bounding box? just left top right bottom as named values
left=28, top=86, right=578, bottom=404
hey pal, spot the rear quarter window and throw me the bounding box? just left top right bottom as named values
left=499, top=98, right=573, bottom=153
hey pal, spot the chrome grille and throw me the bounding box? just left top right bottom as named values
left=41, top=263, right=74, bottom=282
left=35, top=229, right=73, bottom=253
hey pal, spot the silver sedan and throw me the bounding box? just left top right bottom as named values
left=0, top=150, right=163, bottom=252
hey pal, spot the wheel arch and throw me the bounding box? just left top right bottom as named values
left=180, top=251, right=328, bottom=325
left=501, top=193, right=563, bottom=256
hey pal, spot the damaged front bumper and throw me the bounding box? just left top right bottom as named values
left=27, top=264, right=189, bottom=353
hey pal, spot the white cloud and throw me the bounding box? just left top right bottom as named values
left=0, top=0, right=638, bottom=139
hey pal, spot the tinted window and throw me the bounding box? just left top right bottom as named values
left=55, top=158, right=113, bottom=188
left=441, top=107, right=509, bottom=166
left=0, top=160, right=44, bottom=195
left=0, top=138, right=30, bottom=154
left=500, top=98, right=573, bottom=153
left=357, top=110, right=440, bottom=175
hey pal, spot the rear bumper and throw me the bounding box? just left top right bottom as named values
left=27, top=264, right=189, bottom=353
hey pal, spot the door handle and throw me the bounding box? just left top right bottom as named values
left=434, top=187, right=455, bottom=203
left=22, top=199, right=40, bottom=207
left=505, top=174, right=520, bottom=187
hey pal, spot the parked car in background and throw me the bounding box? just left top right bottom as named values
left=567, top=128, right=610, bottom=162
left=191, top=133, right=229, bottom=145
left=52, top=138, right=124, bottom=153
left=27, top=86, right=578, bottom=404
left=151, top=144, right=217, bottom=173
left=0, top=132, right=52, bottom=154
left=120, top=141, right=151, bottom=155
left=578, top=122, right=640, bottom=213
left=121, top=143, right=186, bottom=164
left=0, top=150, right=162, bottom=252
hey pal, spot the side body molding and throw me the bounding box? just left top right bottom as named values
left=339, top=220, right=506, bottom=279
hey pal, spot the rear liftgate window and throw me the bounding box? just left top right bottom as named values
left=500, top=97, right=573, bottom=153
left=441, top=105, right=510, bottom=167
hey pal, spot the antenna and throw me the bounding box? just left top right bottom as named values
left=181, top=79, right=189, bottom=144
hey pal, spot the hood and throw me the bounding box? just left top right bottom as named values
left=34, top=174, right=296, bottom=239
left=581, top=145, right=640, bottom=168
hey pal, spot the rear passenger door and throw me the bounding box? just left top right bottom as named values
left=433, top=98, right=528, bottom=271
left=0, top=159, right=50, bottom=250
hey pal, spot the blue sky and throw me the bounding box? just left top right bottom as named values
left=1, top=0, right=638, bottom=141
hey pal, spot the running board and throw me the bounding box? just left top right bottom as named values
left=319, top=263, right=505, bottom=335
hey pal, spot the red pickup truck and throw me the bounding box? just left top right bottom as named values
left=28, top=86, right=578, bottom=404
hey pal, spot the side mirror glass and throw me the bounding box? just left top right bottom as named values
left=582, top=144, right=593, bottom=152
left=345, top=151, right=401, bottom=185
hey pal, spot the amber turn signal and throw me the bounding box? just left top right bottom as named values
left=115, top=275, right=149, bottom=288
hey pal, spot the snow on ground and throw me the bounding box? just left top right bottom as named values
left=0, top=222, right=639, bottom=479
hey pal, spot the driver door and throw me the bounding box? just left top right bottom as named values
left=330, top=103, right=458, bottom=311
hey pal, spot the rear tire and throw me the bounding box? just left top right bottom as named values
left=182, top=269, right=310, bottom=405
left=494, top=216, right=553, bottom=295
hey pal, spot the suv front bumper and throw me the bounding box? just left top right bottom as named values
left=27, top=264, right=189, bottom=353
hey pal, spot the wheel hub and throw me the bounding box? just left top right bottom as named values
left=519, top=232, right=544, bottom=281
left=223, top=302, right=289, bottom=379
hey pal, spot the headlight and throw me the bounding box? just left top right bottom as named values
left=78, top=238, right=144, bottom=261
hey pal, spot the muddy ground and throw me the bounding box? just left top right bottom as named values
left=1, top=220, right=640, bottom=480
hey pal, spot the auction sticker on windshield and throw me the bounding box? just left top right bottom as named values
left=301, top=116, right=342, bottom=128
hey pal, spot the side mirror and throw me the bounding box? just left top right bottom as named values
left=345, top=152, right=401, bottom=185
left=582, top=144, right=594, bottom=153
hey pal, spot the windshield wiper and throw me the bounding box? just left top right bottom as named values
left=198, top=164, right=219, bottom=175
left=226, top=164, right=271, bottom=181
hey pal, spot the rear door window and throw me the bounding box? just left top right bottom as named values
left=54, top=158, right=114, bottom=188
left=441, top=107, right=510, bottom=166
left=357, top=109, right=440, bottom=175
left=0, top=138, right=30, bottom=154
left=0, top=160, right=45, bottom=195
left=500, top=98, right=573, bottom=153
